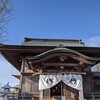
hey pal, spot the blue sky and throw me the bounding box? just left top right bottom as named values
left=0, top=0, right=100, bottom=86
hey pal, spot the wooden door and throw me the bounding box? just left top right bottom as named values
left=63, top=82, right=79, bottom=100
left=50, top=82, right=79, bottom=100
left=50, top=82, right=61, bottom=97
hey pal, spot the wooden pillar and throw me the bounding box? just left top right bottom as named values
left=79, top=76, right=84, bottom=100
left=79, top=90, right=84, bottom=100
left=19, top=58, right=25, bottom=93
left=39, top=90, right=43, bottom=100
left=39, top=70, right=43, bottom=100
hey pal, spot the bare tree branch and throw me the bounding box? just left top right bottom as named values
left=0, top=0, right=13, bottom=43
left=0, top=0, right=11, bottom=13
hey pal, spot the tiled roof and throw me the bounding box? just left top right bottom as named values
left=22, top=38, right=85, bottom=47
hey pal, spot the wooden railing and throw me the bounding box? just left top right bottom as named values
left=43, top=97, right=54, bottom=100
left=0, top=93, right=39, bottom=100
left=8, top=93, right=32, bottom=100
left=43, top=96, right=67, bottom=100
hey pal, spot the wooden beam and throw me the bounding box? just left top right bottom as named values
left=21, top=71, right=86, bottom=76
left=72, top=56, right=96, bottom=65
left=43, top=63, right=78, bottom=67
left=21, top=72, right=35, bottom=76
left=12, top=75, right=20, bottom=80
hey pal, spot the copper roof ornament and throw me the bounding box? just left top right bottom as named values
left=57, top=44, right=64, bottom=48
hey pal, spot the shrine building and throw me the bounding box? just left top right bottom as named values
left=0, top=38, right=100, bottom=100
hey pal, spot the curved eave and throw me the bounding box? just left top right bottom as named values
left=26, top=48, right=100, bottom=65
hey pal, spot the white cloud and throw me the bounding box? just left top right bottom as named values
left=85, top=36, right=100, bottom=47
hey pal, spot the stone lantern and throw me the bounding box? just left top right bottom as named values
left=2, top=82, right=11, bottom=100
